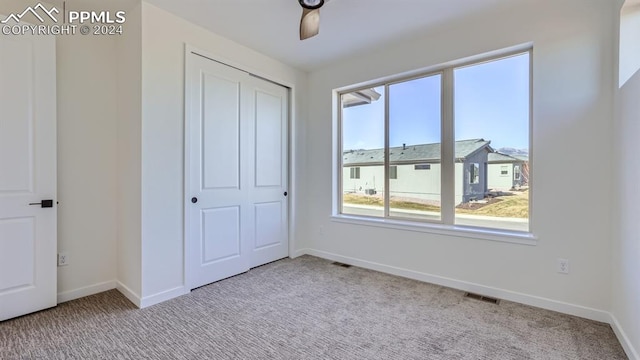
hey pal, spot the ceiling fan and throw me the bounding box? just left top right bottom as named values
left=299, top=0, right=326, bottom=40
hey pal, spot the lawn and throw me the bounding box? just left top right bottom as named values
left=343, top=190, right=528, bottom=218
left=343, top=193, right=441, bottom=212
left=456, top=191, right=529, bottom=218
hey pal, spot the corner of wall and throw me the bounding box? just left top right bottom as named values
left=115, top=1, right=143, bottom=298
left=116, top=281, right=142, bottom=308
left=611, top=314, right=640, bottom=360
left=611, top=67, right=640, bottom=360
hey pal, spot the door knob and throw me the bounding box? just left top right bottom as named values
left=284, top=192, right=288, bottom=197
left=29, top=200, right=54, bottom=208
left=191, top=197, right=198, bottom=203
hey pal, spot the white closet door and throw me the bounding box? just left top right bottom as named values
left=0, top=30, right=57, bottom=321
left=247, top=77, right=289, bottom=268
left=187, top=52, right=288, bottom=290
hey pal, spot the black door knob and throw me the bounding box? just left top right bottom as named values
left=284, top=192, right=288, bottom=197
left=191, top=197, right=198, bottom=203
left=29, top=200, right=54, bottom=208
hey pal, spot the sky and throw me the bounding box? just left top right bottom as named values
left=342, top=53, right=530, bottom=151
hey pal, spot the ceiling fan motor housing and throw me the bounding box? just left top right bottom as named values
left=299, top=0, right=324, bottom=10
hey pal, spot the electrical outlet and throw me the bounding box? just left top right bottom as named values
left=557, top=258, right=569, bottom=274
left=58, top=252, right=69, bottom=266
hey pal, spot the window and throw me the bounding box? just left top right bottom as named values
left=349, top=167, right=360, bottom=179
left=469, top=163, right=480, bottom=184
left=389, top=166, right=398, bottom=180
left=338, top=49, right=531, bottom=233
left=342, top=86, right=385, bottom=217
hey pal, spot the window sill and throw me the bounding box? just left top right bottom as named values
left=330, top=214, right=537, bottom=246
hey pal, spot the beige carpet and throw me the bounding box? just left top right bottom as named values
left=0, top=255, right=627, bottom=359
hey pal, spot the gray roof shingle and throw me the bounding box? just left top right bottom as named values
left=343, top=139, right=492, bottom=166
left=488, top=152, right=524, bottom=163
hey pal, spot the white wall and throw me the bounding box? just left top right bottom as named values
left=488, top=164, right=514, bottom=191
left=116, top=2, right=143, bottom=303
left=302, top=0, right=617, bottom=319
left=612, top=44, right=640, bottom=360
left=139, top=2, right=308, bottom=304
left=55, top=30, right=119, bottom=302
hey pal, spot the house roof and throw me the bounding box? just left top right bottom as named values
left=342, top=89, right=382, bottom=108
left=488, top=152, right=524, bottom=164
left=343, top=139, right=492, bottom=166
left=511, top=155, right=530, bottom=162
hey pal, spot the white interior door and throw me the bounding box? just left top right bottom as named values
left=187, top=52, right=288, bottom=290
left=0, top=30, right=57, bottom=321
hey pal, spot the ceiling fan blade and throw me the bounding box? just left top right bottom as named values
left=300, top=8, right=320, bottom=40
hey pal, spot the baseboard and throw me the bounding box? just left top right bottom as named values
left=610, top=313, right=640, bottom=360
left=139, top=286, right=187, bottom=308
left=300, top=248, right=611, bottom=323
left=57, top=280, right=117, bottom=304
left=61, top=281, right=186, bottom=310
left=116, top=281, right=142, bottom=308
left=291, top=248, right=308, bottom=258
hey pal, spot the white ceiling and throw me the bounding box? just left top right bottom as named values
left=145, top=0, right=516, bottom=71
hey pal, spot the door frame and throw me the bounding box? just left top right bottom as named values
left=183, top=45, right=297, bottom=291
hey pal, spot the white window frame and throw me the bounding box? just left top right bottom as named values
left=332, top=45, right=535, bottom=245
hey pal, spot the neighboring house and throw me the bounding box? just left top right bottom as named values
left=343, top=139, right=493, bottom=204
left=487, top=153, right=529, bottom=191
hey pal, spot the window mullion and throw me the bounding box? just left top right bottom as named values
left=384, top=84, right=390, bottom=218
left=441, top=69, right=455, bottom=225
left=337, top=93, right=343, bottom=215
